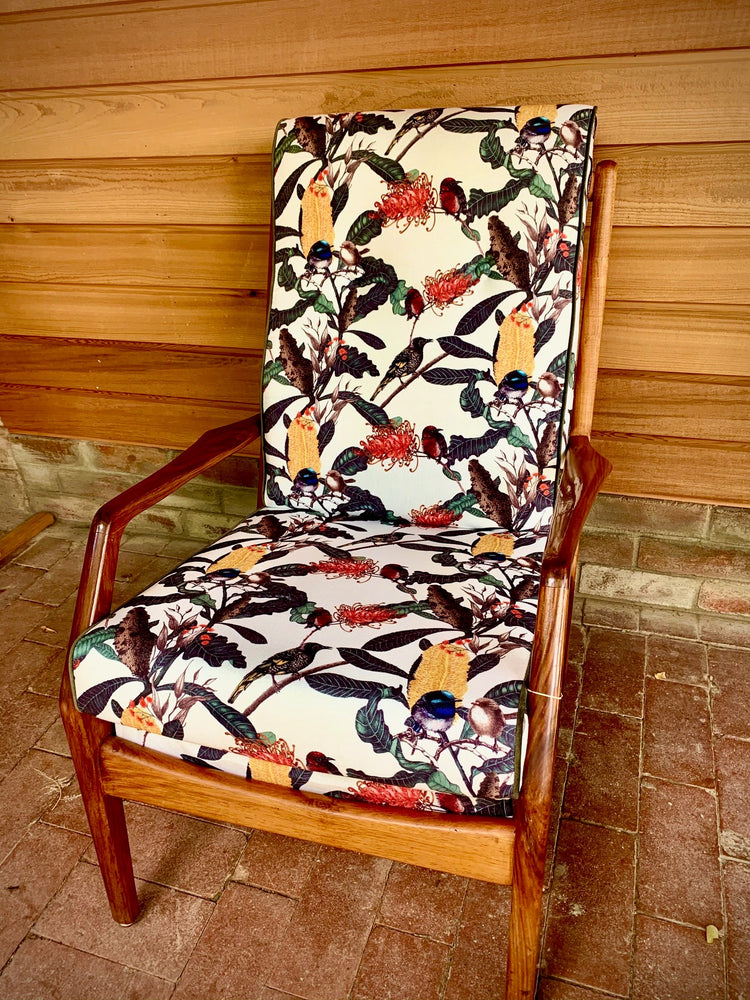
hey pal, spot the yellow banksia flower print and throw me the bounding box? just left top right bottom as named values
left=208, top=545, right=269, bottom=574
left=288, top=413, right=321, bottom=478
left=472, top=533, right=515, bottom=558
left=494, top=306, right=536, bottom=385
left=301, top=174, right=335, bottom=258
left=408, top=641, right=471, bottom=709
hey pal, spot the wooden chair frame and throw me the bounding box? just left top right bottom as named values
left=60, top=160, right=617, bottom=1000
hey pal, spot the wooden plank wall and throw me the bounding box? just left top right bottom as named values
left=1, top=0, right=749, bottom=506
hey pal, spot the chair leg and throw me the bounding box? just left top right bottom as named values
left=505, top=799, right=548, bottom=999
left=60, top=669, right=140, bottom=924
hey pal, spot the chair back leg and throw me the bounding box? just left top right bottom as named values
left=60, top=669, right=140, bottom=924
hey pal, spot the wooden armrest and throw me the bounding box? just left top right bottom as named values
left=540, top=434, right=612, bottom=586
left=70, top=413, right=262, bottom=635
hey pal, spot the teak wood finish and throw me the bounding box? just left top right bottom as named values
left=60, top=162, right=617, bottom=999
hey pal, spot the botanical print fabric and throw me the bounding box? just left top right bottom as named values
left=71, top=104, right=596, bottom=816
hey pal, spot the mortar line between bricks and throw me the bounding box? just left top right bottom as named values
left=437, top=849, right=471, bottom=1000
left=640, top=771, right=718, bottom=794
left=542, top=972, right=627, bottom=998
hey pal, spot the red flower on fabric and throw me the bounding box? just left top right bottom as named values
left=423, top=266, right=478, bottom=313
left=374, top=172, right=437, bottom=231
left=362, top=420, right=419, bottom=470
left=410, top=504, right=460, bottom=527
left=350, top=780, right=433, bottom=810
left=311, top=557, right=377, bottom=580
left=334, top=603, right=405, bottom=630
left=232, top=735, right=300, bottom=767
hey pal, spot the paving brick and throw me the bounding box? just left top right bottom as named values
left=709, top=645, right=750, bottom=739
left=34, top=861, right=214, bottom=981
left=83, top=802, right=247, bottom=897
left=587, top=495, right=710, bottom=538
left=0, top=598, right=49, bottom=657
left=19, top=550, right=84, bottom=607
left=715, top=736, right=750, bottom=861
left=0, top=639, right=64, bottom=698
left=581, top=597, right=640, bottom=630
left=0, top=691, right=61, bottom=779
left=637, top=778, right=722, bottom=927
left=578, top=530, right=636, bottom=569
left=580, top=629, right=645, bottom=718
left=639, top=607, right=700, bottom=640
left=699, top=614, right=750, bottom=648
left=564, top=709, right=641, bottom=831
left=25, top=594, right=77, bottom=648
left=699, top=578, right=750, bottom=616
left=233, top=830, right=320, bottom=898
left=377, top=862, right=467, bottom=944
left=352, top=924, right=451, bottom=1000
left=171, top=882, right=295, bottom=1000
left=642, top=678, right=713, bottom=788
left=724, top=859, right=750, bottom=1000
left=14, top=534, right=78, bottom=571
left=579, top=565, right=699, bottom=609
left=0, top=750, right=76, bottom=864
left=543, top=820, right=635, bottom=995
left=0, top=563, right=45, bottom=610
left=631, top=915, right=725, bottom=1000
left=639, top=536, right=750, bottom=582
left=645, top=635, right=708, bottom=686
left=0, top=822, right=89, bottom=967
left=265, top=846, right=391, bottom=1000
left=444, top=880, right=510, bottom=1000
left=709, top=505, right=750, bottom=548
left=0, top=936, right=174, bottom=1000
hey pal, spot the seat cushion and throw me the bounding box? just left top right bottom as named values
left=70, top=508, right=547, bottom=816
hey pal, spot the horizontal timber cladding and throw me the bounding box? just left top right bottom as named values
left=1, top=50, right=749, bottom=159
left=2, top=227, right=748, bottom=302
left=3, top=146, right=750, bottom=227
left=1, top=0, right=748, bottom=90
left=0, top=0, right=748, bottom=507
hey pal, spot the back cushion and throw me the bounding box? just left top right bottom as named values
left=262, top=104, right=595, bottom=530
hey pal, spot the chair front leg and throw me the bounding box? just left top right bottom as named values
left=60, top=669, right=139, bottom=924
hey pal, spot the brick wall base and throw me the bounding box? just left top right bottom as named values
left=6, top=433, right=749, bottom=642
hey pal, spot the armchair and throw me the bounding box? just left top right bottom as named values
left=60, top=105, right=616, bottom=999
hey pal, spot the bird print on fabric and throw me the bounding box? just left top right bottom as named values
left=371, top=337, right=430, bottom=399
left=228, top=642, right=326, bottom=703
left=385, top=107, right=444, bottom=155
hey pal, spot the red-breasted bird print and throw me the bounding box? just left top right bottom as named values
left=421, top=425, right=448, bottom=462
left=439, top=177, right=467, bottom=218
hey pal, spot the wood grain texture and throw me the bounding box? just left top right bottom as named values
left=0, top=282, right=267, bottom=347
left=0, top=224, right=268, bottom=288
left=592, top=432, right=750, bottom=506
left=1, top=50, right=748, bottom=160
left=600, top=301, right=750, bottom=377
left=592, top=371, right=750, bottom=443
left=3, top=0, right=748, bottom=90
left=0, top=335, right=262, bottom=402
left=4, top=226, right=747, bottom=303
left=3, top=146, right=746, bottom=226
left=0, top=155, right=271, bottom=225
left=0, top=383, right=261, bottom=451
left=100, top=736, right=514, bottom=884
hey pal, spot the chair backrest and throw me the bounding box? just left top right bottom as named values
left=261, top=104, right=596, bottom=532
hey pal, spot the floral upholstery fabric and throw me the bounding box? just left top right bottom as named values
left=71, top=104, right=596, bottom=816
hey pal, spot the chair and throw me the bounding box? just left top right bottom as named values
left=60, top=104, right=616, bottom=999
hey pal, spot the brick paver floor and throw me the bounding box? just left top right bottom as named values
left=0, top=523, right=748, bottom=999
